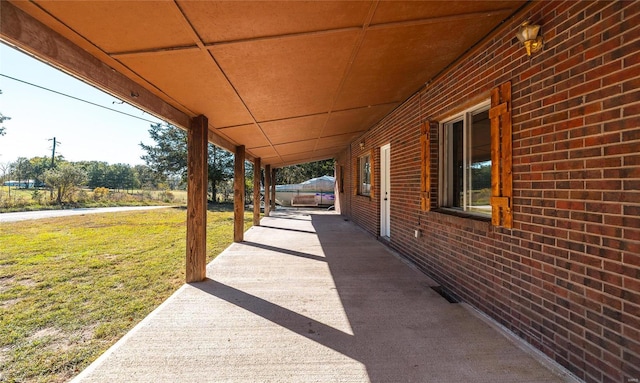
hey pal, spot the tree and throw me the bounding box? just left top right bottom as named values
left=0, top=113, right=8, bottom=137
left=14, top=157, right=33, bottom=188
left=78, top=161, right=141, bottom=191
left=140, top=123, right=235, bottom=201
left=106, top=163, right=137, bottom=191
left=133, top=164, right=164, bottom=189
left=29, top=157, right=51, bottom=187
left=0, top=90, right=10, bottom=137
left=276, top=159, right=335, bottom=185
left=80, top=161, right=109, bottom=189
left=209, top=145, right=234, bottom=202
left=471, top=161, right=492, bottom=190
left=140, top=123, right=188, bottom=181
left=0, top=162, right=12, bottom=196
left=245, top=161, right=255, bottom=202
left=44, top=163, right=87, bottom=204
left=0, top=162, right=10, bottom=183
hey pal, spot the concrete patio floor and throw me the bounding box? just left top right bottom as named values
left=72, top=208, right=579, bottom=383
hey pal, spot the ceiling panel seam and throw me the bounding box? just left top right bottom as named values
left=313, top=0, right=379, bottom=152
left=172, top=0, right=271, bottom=163
left=106, top=59, right=199, bottom=121
left=368, top=8, right=515, bottom=31
left=171, top=1, right=206, bottom=50
left=328, top=8, right=521, bottom=152
left=10, top=0, right=196, bottom=124
left=92, top=9, right=514, bottom=59
left=203, top=26, right=363, bottom=48
left=251, top=101, right=400, bottom=125
left=268, top=131, right=364, bottom=148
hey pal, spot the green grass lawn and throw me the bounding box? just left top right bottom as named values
left=0, top=207, right=252, bottom=383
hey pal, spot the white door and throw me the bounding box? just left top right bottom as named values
left=380, top=144, right=391, bottom=238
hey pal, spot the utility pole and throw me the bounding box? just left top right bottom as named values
left=48, top=137, right=60, bottom=168
left=48, top=137, right=61, bottom=199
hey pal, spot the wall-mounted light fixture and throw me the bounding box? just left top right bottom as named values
left=359, top=141, right=365, bottom=150
left=516, top=21, right=543, bottom=56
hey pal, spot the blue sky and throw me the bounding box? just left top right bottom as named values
left=0, top=43, right=163, bottom=166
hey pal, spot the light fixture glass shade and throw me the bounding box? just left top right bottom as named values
left=516, top=22, right=540, bottom=43
left=516, top=21, right=543, bottom=55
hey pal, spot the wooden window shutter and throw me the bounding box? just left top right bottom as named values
left=489, top=81, right=513, bottom=228
left=420, top=121, right=436, bottom=211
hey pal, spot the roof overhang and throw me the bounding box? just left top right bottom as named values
left=1, top=0, right=527, bottom=167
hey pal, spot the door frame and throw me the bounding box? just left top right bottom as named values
left=380, top=143, right=391, bottom=238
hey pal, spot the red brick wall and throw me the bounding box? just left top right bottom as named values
left=337, top=1, right=640, bottom=382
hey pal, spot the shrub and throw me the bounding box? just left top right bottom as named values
left=13, top=196, right=28, bottom=208
left=76, top=189, right=90, bottom=203
left=158, top=191, right=175, bottom=203
left=44, top=164, right=87, bottom=204
left=93, top=187, right=110, bottom=201
left=108, top=192, right=127, bottom=202
left=31, top=189, right=45, bottom=205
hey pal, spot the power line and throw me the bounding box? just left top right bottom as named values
left=0, top=73, right=160, bottom=124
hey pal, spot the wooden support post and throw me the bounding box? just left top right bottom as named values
left=271, top=168, right=277, bottom=211
left=253, top=157, right=262, bottom=226
left=264, top=164, right=271, bottom=217
left=234, top=145, right=246, bottom=243
left=186, top=115, right=208, bottom=283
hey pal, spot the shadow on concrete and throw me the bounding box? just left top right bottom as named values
left=257, top=224, right=317, bottom=234
left=197, top=209, right=568, bottom=383
left=242, top=241, right=327, bottom=263
left=263, top=214, right=312, bottom=222
left=192, top=279, right=354, bottom=356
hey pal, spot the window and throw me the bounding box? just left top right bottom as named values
left=436, top=81, right=513, bottom=227
left=358, top=154, right=371, bottom=196
left=441, top=102, right=492, bottom=217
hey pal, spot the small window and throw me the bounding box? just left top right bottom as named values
left=358, top=154, right=371, bottom=196
left=441, top=103, right=492, bottom=216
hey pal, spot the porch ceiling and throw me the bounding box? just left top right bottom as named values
left=5, top=1, right=525, bottom=167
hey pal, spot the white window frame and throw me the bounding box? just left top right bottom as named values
left=439, top=100, right=492, bottom=216
left=359, top=153, right=371, bottom=196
